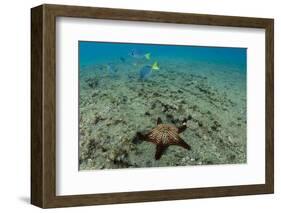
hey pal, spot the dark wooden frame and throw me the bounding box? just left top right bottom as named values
left=31, top=4, right=274, bottom=208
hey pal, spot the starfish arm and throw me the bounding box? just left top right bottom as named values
left=174, top=137, right=191, bottom=150
left=155, top=145, right=168, bottom=160
left=177, top=124, right=187, bottom=133
left=136, top=132, right=148, bottom=141
left=157, top=117, right=163, bottom=125
left=136, top=131, right=155, bottom=143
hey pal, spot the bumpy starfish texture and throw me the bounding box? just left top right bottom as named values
left=137, top=118, right=191, bottom=160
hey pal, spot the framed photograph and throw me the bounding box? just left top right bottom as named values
left=31, top=4, right=274, bottom=208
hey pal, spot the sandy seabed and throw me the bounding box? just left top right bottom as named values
left=79, top=58, right=247, bottom=170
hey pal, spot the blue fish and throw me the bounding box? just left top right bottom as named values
left=139, top=62, right=160, bottom=80
left=129, top=49, right=151, bottom=60
left=120, top=57, right=126, bottom=63
left=139, top=65, right=152, bottom=80
left=107, top=64, right=118, bottom=73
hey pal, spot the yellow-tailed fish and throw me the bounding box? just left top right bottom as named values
left=129, top=49, right=151, bottom=60
left=151, top=61, right=160, bottom=71
left=144, top=53, right=151, bottom=60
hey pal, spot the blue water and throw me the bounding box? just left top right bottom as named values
left=79, top=41, right=246, bottom=72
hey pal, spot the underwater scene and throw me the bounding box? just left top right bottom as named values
left=79, top=41, right=247, bottom=170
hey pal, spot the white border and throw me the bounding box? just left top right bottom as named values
left=56, top=17, right=265, bottom=195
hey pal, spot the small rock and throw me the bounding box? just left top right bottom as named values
left=187, top=115, right=192, bottom=120
left=109, top=152, right=116, bottom=161
left=144, top=111, right=151, bottom=116
left=179, top=99, right=186, bottom=104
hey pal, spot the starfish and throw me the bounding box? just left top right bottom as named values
left=137, top=118, right=191, bottom=160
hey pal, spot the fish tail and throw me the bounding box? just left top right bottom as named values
left=151, top=61, right=160, bottom=71
left=145, top=53, right=151, bottom=60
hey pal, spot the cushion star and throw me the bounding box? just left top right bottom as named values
left=137, top=118, right=191, bottom=160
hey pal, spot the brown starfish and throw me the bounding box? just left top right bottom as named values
left=137, top=118, right=191, bottom=160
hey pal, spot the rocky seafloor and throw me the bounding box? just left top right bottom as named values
left=79, top=59, right=247, bottom=170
